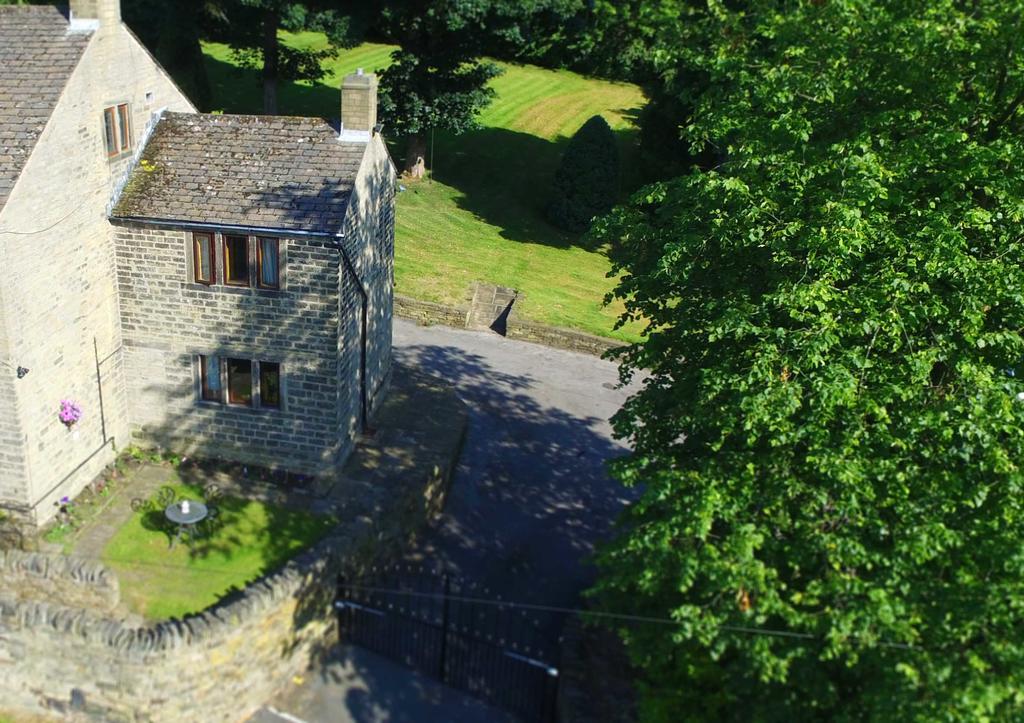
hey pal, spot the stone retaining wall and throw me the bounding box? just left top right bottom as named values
left=394, top=294, right=470, bottom=329
left=394, top=292, right=626, bottom=358
left=505, top=315, right=622, bottom=357
left=0, top=550, right=120, bottom=613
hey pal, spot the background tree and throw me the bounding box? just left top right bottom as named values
left=546, top=114, right=619, bottom=232
left=591, top=0, right=1024, bottom=720
left=123, top=0, right=217, bottom=110
left=213, top=0, right=365, bottom=114
left=376, top=0, right=554, bottom=176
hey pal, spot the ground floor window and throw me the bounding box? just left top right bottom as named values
left=260, top=361, right=281, bottom=408
left=196, top=355, right=282, bottom=409
left=227, top=358, right=253, bottom=406
left=199, top=354, right=221, bottom=401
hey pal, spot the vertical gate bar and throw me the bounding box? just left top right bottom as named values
left=438, top=573, right=451, bottom=681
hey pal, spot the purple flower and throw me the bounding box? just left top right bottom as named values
left=60, top=496, right=69, bottom=504
left=58, top=399, right=83, bottom=427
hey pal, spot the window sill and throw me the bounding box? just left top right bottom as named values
left=184, top=283, right=284, bottom=297
left=196, top=400, right=285, bottom=414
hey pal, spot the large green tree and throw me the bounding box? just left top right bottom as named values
left=123, top=0, right=216, bottom=110
left=377, top=0, right=553, bottom=175
left=591, top=1, right=1024, bottom=720
left=215, top=0, right=364, bottom=114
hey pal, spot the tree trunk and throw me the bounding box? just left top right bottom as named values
left=404, top=132, right=427, bottom=178
left=262, top=7, right=280, bottom=115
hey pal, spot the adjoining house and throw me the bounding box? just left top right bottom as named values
left=0, top=0, right=397, bottom=526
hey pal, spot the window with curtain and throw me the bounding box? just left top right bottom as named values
left=193, top=232, right=214, bottom=284
left=260, top=362, right=281, bottom=408
left=227, top=358, right=253, bottom=405
left=196, top=356, right=282, bottom=409
left=199, top=355, right=221, bottom=402
left=257, top=237, right=279, bottom=289
left=224, top=235, right=250, bottom=286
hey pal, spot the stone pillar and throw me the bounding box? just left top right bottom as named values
left=340, top=69, right=378, bottom=142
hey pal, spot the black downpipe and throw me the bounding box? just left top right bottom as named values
left=335, top=240, right=369, bottom=432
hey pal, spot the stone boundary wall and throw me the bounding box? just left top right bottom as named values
left=394, top=293, right=626, bottom=358
left=394, top=294, right=470, bottom=329
left=0, top=474, right=452, bottom=721
left=0, top=550, right=120, bottom=613
left=505, top=315, right=622, bottom=357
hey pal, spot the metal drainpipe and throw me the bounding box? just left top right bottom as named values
left=333, top=237, right=369, bottom=432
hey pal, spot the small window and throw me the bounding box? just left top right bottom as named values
left=103, top=108, right=117, bottom=157
left=117, top=104, right=131, bottom=152
left=227, top=358, right=253, bottom=406
left=199, top=355, right=221, bottom=402
left=260, top=362, right=281, bottom=408
left=224, top=235, right=250, bottom=286
left=257, top=237, right=280, bottom=289
left=193, top=233, right=215, bottom=284
left=102, top=103, right=131, bottom=157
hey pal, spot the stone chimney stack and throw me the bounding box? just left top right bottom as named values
left=69, top=0, right=121, bottom=27
left=340, top=68, right=378, bottom=142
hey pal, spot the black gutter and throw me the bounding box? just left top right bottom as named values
left=108, top=215, right=337, bottom=239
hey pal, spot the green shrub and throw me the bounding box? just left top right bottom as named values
left=546, top=114, right=620, bottom=233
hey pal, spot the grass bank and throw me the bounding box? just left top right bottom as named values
left=202, top=36, right=646, bottom=341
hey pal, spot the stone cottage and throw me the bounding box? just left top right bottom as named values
left=0, top=0, right=396, bottom=526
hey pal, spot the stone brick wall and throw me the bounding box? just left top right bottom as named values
left=114, top=225, right=347, bottom=476
left=394, top=295, right=471, bottom=329
left=0, top=17, right=194, bottom=525
left=339, top=134, right=396, bottom=426
left=505, top=316, right=623, bottom=357
left=0, top=550, right=119, bottom=613
left=0, top=535, right=351, bottom=722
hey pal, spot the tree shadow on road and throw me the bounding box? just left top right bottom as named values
left=390, top=341, right=637, bottom=612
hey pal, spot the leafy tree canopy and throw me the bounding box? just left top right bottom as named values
left=213, top=0, right=364, bottom=113
left=377, top=0, right=561, bottom=169
left=591, top=1, right=1024, bottom=720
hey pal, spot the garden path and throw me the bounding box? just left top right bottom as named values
left=64, top=464, right=174, bottom=562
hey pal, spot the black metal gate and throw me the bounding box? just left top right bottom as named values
left=337, top=565, right=561, bottom=722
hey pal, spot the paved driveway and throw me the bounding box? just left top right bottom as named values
left=392, top=320, right=639, bottom=610
left=253, top=320, right=640, bottom=722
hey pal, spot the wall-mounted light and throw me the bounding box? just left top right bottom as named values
left=1, top=361, right=29, bottom=379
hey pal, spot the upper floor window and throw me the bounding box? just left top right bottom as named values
left=193, top=232, right=215, bottom=285
left=224, top=235, right=250, bottom=286
left=103, top=103, right=132, bottom=157
left=257, top=237, right=280, bottom=289
left=191, top=232, right=283, bottom=290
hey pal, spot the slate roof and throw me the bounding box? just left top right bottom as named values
left=0, top=5, right=91, bottom=212
left=112, top=112, right=367, bottom=234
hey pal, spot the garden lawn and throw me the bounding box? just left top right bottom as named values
left=102, top=481, right=335, bottom=620
left=202, top=36, right=646, bottom=342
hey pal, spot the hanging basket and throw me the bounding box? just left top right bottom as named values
left=59, top=399, right=83, bottom=428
